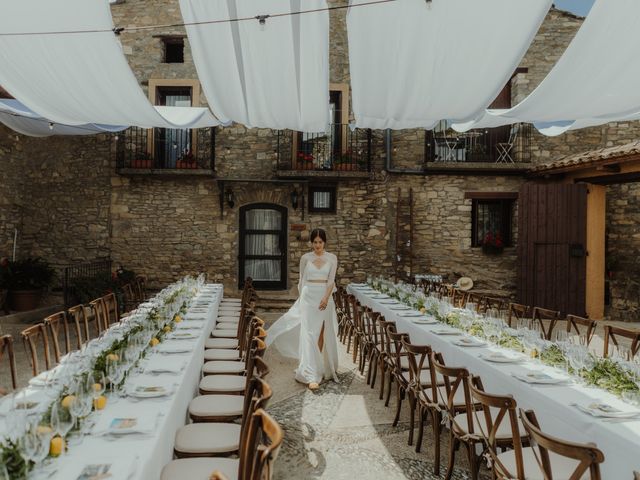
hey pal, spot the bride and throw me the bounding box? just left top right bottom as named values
left=266, top=228, right=339, bottom=390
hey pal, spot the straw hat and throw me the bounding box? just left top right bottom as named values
left=456, top=277, right=474, bottom=291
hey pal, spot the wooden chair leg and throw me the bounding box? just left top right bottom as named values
left=445, top=432, right=459, bottom=480
left=385, top=372, right=394, bottom=407
left=415, top=407, right=425, bottom=453
left=465, top=441, right=479, bottom=480
left=407, top=391, right=416, bottom=446
left=378, top=361, right=386, bottom=399
left=432, top=410, right=441, bottom=476
left=392, top=383, right=404, bottom=427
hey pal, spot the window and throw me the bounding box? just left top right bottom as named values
left=466, top=193, right=517, bottom=247
left=147, top=79, right=201, bottom=169
left=309, top=185, right=337, bottom=213
left=163, top=38, right=184, bottom=63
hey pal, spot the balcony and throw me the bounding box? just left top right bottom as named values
left=115, top=127, right=216, bottom=176
left=276, top=124, right=372, bottom=178
left=420, top=122, right=532, bottom=174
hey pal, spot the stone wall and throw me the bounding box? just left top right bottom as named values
left=0, top=126, right=25, bottom=259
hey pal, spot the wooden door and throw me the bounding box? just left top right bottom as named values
left=517, top=183, right=587, bottom=316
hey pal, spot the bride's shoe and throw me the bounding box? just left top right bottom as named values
left=308, top=382, right=320, bottom=391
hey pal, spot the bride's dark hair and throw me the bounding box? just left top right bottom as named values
left=310, top=228, right=327, bottom=243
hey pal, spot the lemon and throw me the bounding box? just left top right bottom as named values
left=93, top=395, right=107, bottom=410
left=106, top=353, right=119, bottom=362
left=49, top=436, right=64, bottom=457
left=149, top=337, right=160, bottom=347
left=419, top=307, right=426, bottom=314
left=163, top=325, right=172, bottom=333
left=61, top=395, right=76, bottom=410
left=174, top=315, right=182, bottom=323
left=37, top=425, right=53, bottom=435
left=92, top=383, right=103, bottom=392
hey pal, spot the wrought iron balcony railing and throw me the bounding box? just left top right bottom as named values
left=423, top=122, right=532, bottom=164
left=277, top=124, right=372, bottom=172
left=115, top=127, right=215, bottom=171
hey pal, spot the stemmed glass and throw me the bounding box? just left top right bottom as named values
left=50, top=401, right=73, bottom=454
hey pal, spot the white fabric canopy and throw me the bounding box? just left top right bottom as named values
left=180, top=0, right=329, bottom=132
left=0, top=0, right=220, bottom=129
left=0, top=99, right=125, bottom=137
left=347, top=0, right=552, bottom=130
left=455, top=0, right=640, bottom=135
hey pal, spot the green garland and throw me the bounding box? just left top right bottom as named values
left=582, top=358, right=639, bottom=397
left=1, top=440, right=31, bottom=479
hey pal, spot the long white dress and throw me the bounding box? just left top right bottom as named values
left=266, top=251, right=339, bottom=384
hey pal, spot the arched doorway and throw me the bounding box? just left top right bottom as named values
left=239, top=204, right=288, bottom=290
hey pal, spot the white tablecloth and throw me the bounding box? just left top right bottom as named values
left=42, top=284, right=222, bottom=480
left=347, top=284, right=640, bottom=479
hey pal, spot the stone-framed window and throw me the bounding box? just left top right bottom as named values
left=162, top=37, right=185, bottom=64
left=466, top=192, right=517, bottom=247
left=309, top=185, right=337, bottom=213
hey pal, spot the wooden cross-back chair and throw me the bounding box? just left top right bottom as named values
left=363, top=309, right=383, bottom=389
left=43, top=311, right=71, bottom=363
left=88, top=297, right=109, bottom=334
left=603, top=325, right=640, bottom=359
left=102, top=292, right=120, bottom=326
left=519, top=409, right=604, bottom=480
left=469, top=383, right=529, bottom=480
left=121, top=283, right=137, bottom=312
left=387, top=331, right=412, bottom=436
left=465, top=292, right=484, bottom=312
left=68, top=304, right=94, bottom=343
left=21, top=323, right=52, bottom=377
left=0, top=335, right=18, bottom=391
left=507, top=302, right=530, bottom=328
left=566, top=314, right=597, bottom=346
left=134, top=275, right=147, bottom=302
left=377, top=318, right=396, bottom=402
left=483, top=296, right=507, bottom=315
left=532, top=306, right=562, bottom=341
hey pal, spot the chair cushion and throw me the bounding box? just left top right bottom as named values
left=218, top=307, right=241, bottom=313
left=189, top=394, right=244, bottom=418
left=175, top=423, right=241, bottom=454
left=217, top=315, right=240, bottom=322
left=161, top=457, right=239, bottom=480
left=204, top=349, right=241, bottom=361
left=452, top=412, right=524, bottom=440
left=497, top=447, right=585, bottom=480
left=203, top=360, right=245, bottom=375
left=401, top=370, right=433, bottom=386
left=200, top=374, right=247, bottom=393
left=210, top=329, right=238, bottom=338
left=205, top=338, right=238, bottom=349
left=215, top=322, right=238, bottom=330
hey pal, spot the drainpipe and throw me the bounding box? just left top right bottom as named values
left=384, top=129, right=427, bottom=175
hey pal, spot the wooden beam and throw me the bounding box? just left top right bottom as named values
left=464, top=192, right=519, bottom=200
left=575, top=172, right=640, bottom=185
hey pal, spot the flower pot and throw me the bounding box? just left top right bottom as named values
left=132, top=159, right=152, bottom=168
left=9, top=289, right=42, bottom=311
left=482, top=244, right=504, bottom=255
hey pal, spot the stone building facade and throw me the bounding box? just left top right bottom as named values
left=1, top=3, right=639, bottom=318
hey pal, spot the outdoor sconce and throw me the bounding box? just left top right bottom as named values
left=226, top=189, right=235, bottom=209
left=291, top=189, right=299, bottom=210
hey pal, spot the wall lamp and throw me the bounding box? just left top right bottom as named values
left=291, top=189, right=299, bottom=210
left=226, top=189, right=235, bottom=209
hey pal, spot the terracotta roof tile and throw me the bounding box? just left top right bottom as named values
left=530, top=140, right=640, bottom=174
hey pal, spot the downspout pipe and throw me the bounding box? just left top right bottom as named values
left=384, top=129, right=427, bottom=175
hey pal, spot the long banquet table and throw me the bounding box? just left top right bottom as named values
left=3, top=284, right=222, bottom=480
left=348, top=284, right=640, bottom=478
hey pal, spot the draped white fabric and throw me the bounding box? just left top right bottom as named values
left=455, top=0, right=640, bottom=135
left=0, top=99, right=125, bottom=137
left=347, top=0, right=552, bottom=130
left=0, top=0, right=220, bottom=129
left=179, top=0, right=330, bottom=132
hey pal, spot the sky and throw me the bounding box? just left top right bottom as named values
left=554, top=0, right=595, bottom=17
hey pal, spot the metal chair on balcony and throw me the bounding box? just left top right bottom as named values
left=496, top=123, right=519, bottom=163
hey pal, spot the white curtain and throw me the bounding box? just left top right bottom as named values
left=347, top=0, right=552, bottom=130
left=0, top=0, right=220, bottom=129
left=179, top=0, right=330, bottom=132
left=456, top=0, right=640, bottom=136
left=0, top=99, right=126, bottom=137
left=244, top=209, right=282, bottom=282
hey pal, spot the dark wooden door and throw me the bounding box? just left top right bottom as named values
left=517, top=183, right=587, bottom=316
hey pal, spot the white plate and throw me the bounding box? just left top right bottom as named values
left=453, top=338, right=487, bottom=347
left=480, top=352, right=523, bottom=363
left=379, top=300, right=399, bottom=305
left=512, top=372, right=569, bottom=385
left=155, top=344, right=193, bottom=354
left=411, top=318, right=438, bottom=325
left=389, top=306, right=411, bottom=311
left=573, top=403, right=640, bottom=419
left=432, top=329, right=462, bottom=336
left=127, top=385, right=172, bottom=398
left=167, top=332, right=199, bottom=340
left=371, top=295, right=390, bottom=299
left=398, top=312, right=424, bottom=317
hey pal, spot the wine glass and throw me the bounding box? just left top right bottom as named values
left=50, top=401, right=73, bottom=453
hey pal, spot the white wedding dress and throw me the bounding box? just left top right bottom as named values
left=266, top=251, right=339, bottom=384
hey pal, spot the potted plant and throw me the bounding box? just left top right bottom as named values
left=0, top=257, right=56, bottom=311
left=482, top=231, right=504, bottom=254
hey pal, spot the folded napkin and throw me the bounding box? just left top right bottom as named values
left=512, top=371, right=569, bottom=385
left=144, top=358, right=187, bottom=374
left=126, top=377, right=176, bottom=398
left=155, top=343, right=194, bottom=354
left=573, top=402, right=640, bottom=419
left=93, top=413, right=159, bottom=435
left=56, top=455, right=136, bottom=480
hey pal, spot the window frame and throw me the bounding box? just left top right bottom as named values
left=465, top=192, right=517, bottom=248
left=162, top=37, right=185, bottom=64
left=308, top=185, right=337, bottom=214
